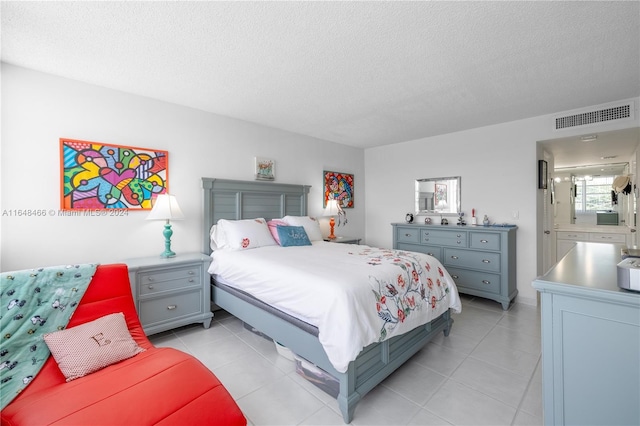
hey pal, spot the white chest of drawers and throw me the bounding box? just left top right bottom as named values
left=392, top=223, right=517, bottom=309
left=126, top=253, right=213, bottom=335
left=556, top=229, right=629, bottom=262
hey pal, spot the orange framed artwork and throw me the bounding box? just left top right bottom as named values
left=60, top=138, right=169, bottom=210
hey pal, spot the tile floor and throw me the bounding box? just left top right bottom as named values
left=149, top=295, right=543, bottom=425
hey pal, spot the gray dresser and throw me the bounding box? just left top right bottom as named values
left=126, top=253, right=213, bottom=335
left=392, top=223, right=517, bottom=309
left=532, top=243, right=640, bottom=425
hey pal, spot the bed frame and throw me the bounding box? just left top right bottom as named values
left=202, top=177, right=453, bottom=423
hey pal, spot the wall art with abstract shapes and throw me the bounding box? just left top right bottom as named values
left=323, top=171, right=354, bottom=208
left=60, top=138, right=169, bottom=210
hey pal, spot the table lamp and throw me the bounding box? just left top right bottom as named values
left=146, top=193, right=184, bottom=257
left=323, top=198, right=346, bottom=240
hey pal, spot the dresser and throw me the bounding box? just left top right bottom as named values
left=532, top=243, right=640, bottom=426
left=392, top=223, right=517, bottom=309
left=126, top=253, right=213, bottom=335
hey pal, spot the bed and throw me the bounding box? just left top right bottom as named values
left=202, top=177, right=461, bottom=423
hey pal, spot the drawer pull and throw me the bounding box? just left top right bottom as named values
left=451, top=255, right=459, bottom=260
left=188, top=279, right=195, bottom=283
left=457, top=241, right=462, bottom=244
left=425, top=238, right=430, bottom=241
left=456, top=234, right=462, bottom=237
left=147, top=285, right=154, bottom=289
left=482, top=280, right=491, bottom=285
left=451, top=275, right=459, bottom=279
left=405, top=233, right=412, bottom=237
left=482, top=259, right=491, bottom=263
left=480, top=239, right=488, bottom=243
left=188, top=271, right=195, bottom=275
left=167, top=305, right=177, bottom=310
left=147, top=277, right=154, bottom=281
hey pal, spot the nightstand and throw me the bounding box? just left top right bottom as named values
left=126, top=253, right=213, bottom=335
left=324, top=236, right=361, bottom=244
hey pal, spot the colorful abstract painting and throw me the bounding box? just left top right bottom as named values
left=324, top=171, right=354, bottom=208
left=60, top=138, right=169, bottom=210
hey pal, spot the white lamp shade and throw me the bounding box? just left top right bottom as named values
left=323, top=199, right=340, bottom=216
left=146, top=194, right=185, bottom=221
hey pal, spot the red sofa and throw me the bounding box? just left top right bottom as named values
left=1, top=264, right=246, bottom=426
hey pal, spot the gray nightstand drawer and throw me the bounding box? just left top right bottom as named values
left=139, top=290, right=201, bottom=325
left=470, top=232, right=501, bottom=250
left=444, top=248, right=501, bottom=273
left=140, top=266, right=199, bottom=284
left=396, top=227, right=420, bottom=244
left=139, top=267, right=200, bottom=296
left=447, top=267, right=501, bottom=295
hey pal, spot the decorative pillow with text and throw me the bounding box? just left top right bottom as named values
left=43, top=312, right=145, bottom=381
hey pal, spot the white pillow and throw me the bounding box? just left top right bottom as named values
left=210, top=225, right=225, bottom=250
left=282, top=216, right=323, bottom=241
left=217, top=218, right=277, bottom=250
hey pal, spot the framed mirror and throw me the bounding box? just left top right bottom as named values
left=415, top=176, right=461, bottom=215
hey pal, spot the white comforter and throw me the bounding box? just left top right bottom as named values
left=209, top=241, right=461, bottom=373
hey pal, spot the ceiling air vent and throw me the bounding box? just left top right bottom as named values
left=553, top=101, right=635, bottom=131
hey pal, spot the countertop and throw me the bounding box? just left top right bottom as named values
left=533, top=242, right=640, bottom=304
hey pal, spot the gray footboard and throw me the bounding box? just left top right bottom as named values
left=212, top=284, right=453, bottom=423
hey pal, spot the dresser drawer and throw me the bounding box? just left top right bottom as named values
left=422, top=229, right=467, bottom=247
left=138, top=265, right=201, bottom=296
left=396, top=243, right=442, bottom=262
left=556, top=231, right=589, bottom=241
left=589, top=233, right=626, bottom=243
left=139, top=290, right=202, bottom=325
left=447, top=267, right=501, bottom=295
left=470, top=232, right=500, bottom=251
left=443, top=248, right=501, bottom=273
left=396, top=227, right=420, bottom=244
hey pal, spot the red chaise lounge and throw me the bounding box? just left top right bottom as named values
left=0, top=263, right=246, bottom=426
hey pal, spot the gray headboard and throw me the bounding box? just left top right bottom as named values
left=202, top=178, right=311, bottom=253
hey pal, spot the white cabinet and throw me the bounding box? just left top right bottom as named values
left=556, top=230, right=629, bottom=262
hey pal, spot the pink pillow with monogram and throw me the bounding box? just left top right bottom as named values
left=43, top=312, right=145, bottom=381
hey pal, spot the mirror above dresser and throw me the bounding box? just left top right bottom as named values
left=415, top=176, right=460, bottom=215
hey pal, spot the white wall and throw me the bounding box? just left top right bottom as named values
left=364, top=100, right=640, bottom=306
left=0, top=64, right=365, bottom=271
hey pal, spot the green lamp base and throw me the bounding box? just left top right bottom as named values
left=160, top=222, right=176, bottom=258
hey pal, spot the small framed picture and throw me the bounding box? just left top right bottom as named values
left=255, top=157, right=275, bottom=181
left=538, top=160, right=548, bottom=189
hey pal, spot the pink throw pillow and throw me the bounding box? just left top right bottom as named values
left=267, top=219, right=288, bottom=245
left=43, top=312, right=145, bottom=381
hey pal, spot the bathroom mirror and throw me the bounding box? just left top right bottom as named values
left=415, top=176, right=461, bottom=215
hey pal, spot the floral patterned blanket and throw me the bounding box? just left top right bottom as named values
left=0, top=264, right=97, bottom=410
left=210, top=243, right=461, bottom=373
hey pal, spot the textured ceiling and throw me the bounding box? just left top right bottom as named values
left=1, top=1, right=639, bottom=150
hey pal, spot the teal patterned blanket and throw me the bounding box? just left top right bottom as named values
left=0, top=263, right=97, bottom=410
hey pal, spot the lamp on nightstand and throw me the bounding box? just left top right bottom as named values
left=323, top=198, right=346, bottom=240
left=146, top=193, right=184, bottom=258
